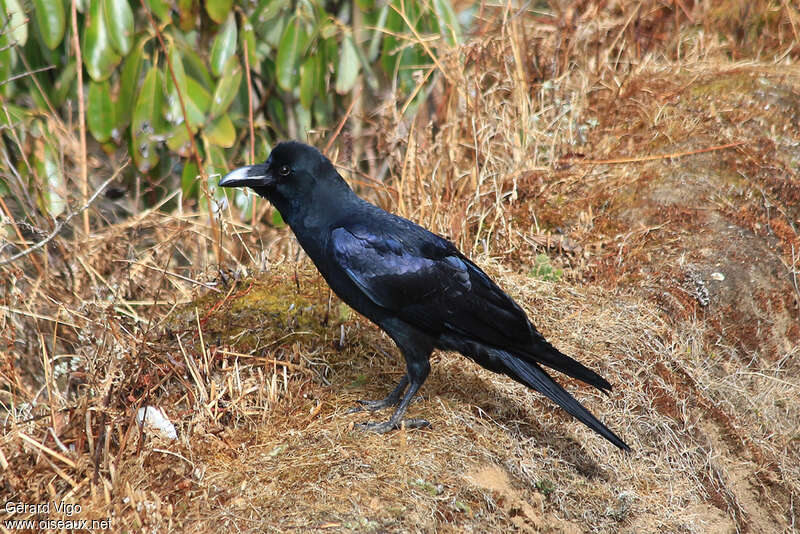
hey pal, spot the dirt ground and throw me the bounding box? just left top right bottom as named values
left=2, top=1, right=799, bottom=533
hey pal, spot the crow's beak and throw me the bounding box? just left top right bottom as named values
left=219, top=164, right=273, bottom=188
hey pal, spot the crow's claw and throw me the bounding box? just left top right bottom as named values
left=355, top=418, right=431, bottom=433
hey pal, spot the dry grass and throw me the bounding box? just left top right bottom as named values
left=2, top=1, right=799, bottom=532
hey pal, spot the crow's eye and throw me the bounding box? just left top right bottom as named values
left=278, top=165, right=291, bottom=177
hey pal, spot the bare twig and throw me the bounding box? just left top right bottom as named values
left=18, top=431, right=77, bottom=468
left=399, top=65, right=435, bottom=117
left=137, top=0, right=204, bottom=183
left=324, top=87, right=362, bottom=154
left=0, top=65, right=55, bottom=87
left=138, top=0, right=221, bottom=265
left=388, top=0, right=452, bottom=83
left=69, top=0, right=89, bottom=236
left=0, top=182, right=44, bottom=276
left=242, top=27, right=256, bottom=166
left=0, top=306, right=79, bottom=328
left=568, top=142, right=744, bottom=165
left=0, top=168, right=124, bottom=266
left=112, top=260, right=222, bottom=292
left=242, top=16, right=257, bottom=227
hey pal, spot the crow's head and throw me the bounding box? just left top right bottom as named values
left=219, top=141, right=343, bottom=201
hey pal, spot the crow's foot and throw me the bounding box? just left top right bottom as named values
left=347, top=397, right=399, bottom=414
left=347, top=375, right=410, bottom=414
left=347, top=394, right=424, bottom=414
left=355, top=418, right=431, bottom=433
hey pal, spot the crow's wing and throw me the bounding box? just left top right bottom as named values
left=330, top=224, right=533, bottom=348
left=330, top=223, right=613, bottom=392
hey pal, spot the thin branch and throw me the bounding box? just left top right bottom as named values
left=324, top=87, right=362, bottom=154
left=0, top=178, right=44, bottom=276
left=388, top=0, right=452, bottom=83
left=241, top=15, right=257, bottom=227
left=400, top=65, right=435, bottom=117
left=568, top=141, right=744, bottom=165
left=0, top=65, right=55, bottom=87
left=138, top=0, right=221, bottom=265
left=0, top=166, right=125, bottom=266
left=112, top=260, right=222, bottom=293
left=69, top=0, right=89, bottom=236
left=242, top=30, right=256, bottom=166
left=137, top=0, right=203, bottom=182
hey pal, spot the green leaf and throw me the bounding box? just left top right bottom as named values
left=380, top=1, right=404, bottom=77
left=250, top=0, right=291, bottom=46
left=241, top=20, right=259, bottom=73
left=166, top=123, right=191, bottom=156
left=131, top=66, right=164, bottom=172
left=181, top=159, right=199, bottom=198
left=319, top=20, right=337, bottom=40
left=432, top=0, right=460, bottom=45
left=380, top=0, right=426, bottom=91
left=185, top=76, right=211, bottom=127
left=209, top=56, right=241, bottom=117
left=0, top=102, right=26, bottom=129
left=32, top=0, right=65, bottom=49
left=202, top=140, right=228, bottom=202
left=179, top=44, right=215, bottom=90
left=267, top=96, right=285, bottom=131
left=261, top=11, right=288, bottom=49
left=82, top=0, right=122, bottom=82
left=352, top=35, right=378, bottom=91
left=294, top=102, right=310, bottom=141
left=312, top=94, right=331, bottom=125
left=1, top=0, right=28, bottom=46
left=168, top=44, right=189, bottom=92
left=51, top=60, right=77, bottom=107
left=254, top=0, right=289, bottom=26
left=271, top=209, right=284, bottom=227
left=335, top=33, right=359, bottom=94
left=253, top=134, right=271, bottom=162
left=204, top=0, right=233, bottom=24
left=275, top=14, right=308, bottom=92
left=210, top=12, right=237, bottom=77
left=144, top=0, right=170, bottom=23
left=34, top=141, right=66, bottom=217
left=367, top=4, right=388, bottom=61
left=118, top=36, right=146, bottom=128
left=176, top=0, right=196, bottom=30
left=299, top=54, right=319, bottom=110
left=165, top=42, right=188, bottom=92
left=164, top=44, right=190, bottom=125
left=102, top=0, right=134, bottom=55
left=87, top=80, right=114, bottom=142
left=205, top=113, right=235, bottom=148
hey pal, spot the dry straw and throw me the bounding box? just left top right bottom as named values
left=1, top=1, right=798, bottom=531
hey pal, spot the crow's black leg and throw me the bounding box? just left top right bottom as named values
left=348, top=374, right=409, bottom=413
left=356, top=360, right=429, bottom=432
left=355, top=319, right=433, bottom=433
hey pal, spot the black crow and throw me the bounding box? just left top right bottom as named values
left=220, top=141, right=629, bottom=450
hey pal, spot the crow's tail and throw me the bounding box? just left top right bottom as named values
left=497, top=348, right=630, bottom=451
left=521, top=336, right=613, bottom=393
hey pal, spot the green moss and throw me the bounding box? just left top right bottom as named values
left=687, top=72, right=757, bottom=100
left=167, top=266, right=337, bottom=352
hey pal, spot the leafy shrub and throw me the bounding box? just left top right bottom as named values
left=0, top=0, right=461, bottom=216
